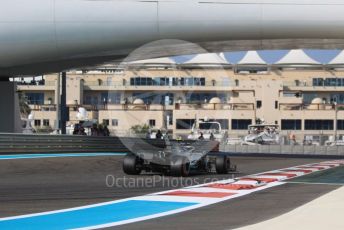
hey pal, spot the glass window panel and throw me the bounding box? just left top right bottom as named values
left=231, top=119, right=252, bottom=130
left=176, top=119, right=195, bottom=129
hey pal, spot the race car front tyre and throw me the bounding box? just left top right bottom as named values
left=170, top=156, right=190, bottom=177
left=123, top=153, right=142, bottom=175
left=215, top=155, right=230, bottom=174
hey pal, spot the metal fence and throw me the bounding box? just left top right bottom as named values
left=220, top=144, right=344, bottom=157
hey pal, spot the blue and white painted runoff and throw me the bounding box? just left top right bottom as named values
left=0, top=153, right=126, bottom=160
left=0, top=200, right=198, bottom=230
left=0, top=160, right=343, bottom=229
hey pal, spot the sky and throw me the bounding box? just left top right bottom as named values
left=171, top=49, right=342, bottom=64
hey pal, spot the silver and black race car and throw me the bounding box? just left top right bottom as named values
left=122, top=138, right=236, bottom=177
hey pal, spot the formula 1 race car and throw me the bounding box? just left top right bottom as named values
left=122, top=139, right=236, bottom=177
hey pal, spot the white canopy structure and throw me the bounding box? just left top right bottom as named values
left=237, top=51, right=266, bottom=65
left=219, top=52, right=228, bottom=62
left=183, top=53, right=229, bottom=66
left=275, top=50, right=320, bottom=66
left=328, top=50, right=344, bottom=65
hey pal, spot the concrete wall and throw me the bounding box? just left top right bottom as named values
left=0, top=82, right=22, bottom=133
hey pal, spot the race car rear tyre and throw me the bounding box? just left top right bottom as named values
left=215, top=155, right=230, bottom=174
left=170, top=156, right=190, bottom=177
left=123, top=154, right=142, bottom=175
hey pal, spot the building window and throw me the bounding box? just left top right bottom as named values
left=84, top=95, right=100, bottom=105
left=90, top=96, right=98, bottom=105
left=275, top=101, right=278, bottom=109
left=176, top=119, right=195, bottom=130
left=331, top=94, right=344, bottom=104
left=283, top=92, right=297, bottom=97
left=26, top=93, right=44, bottom=105
left=256, top=100, right=262, bottom=109
left=313, top=78, right=324, bottom=86
left=281, top=119, right=301, bottom=130
left=185, top=93, right=227, bottom=104
left=232, top=119, right=252, bottom=130
left=111, top=119, right=119, bottom=127
left=34, top=120, right=41, bottom=127
left=130, top=77, right=205, bottom=87
left=313, top=78, right=344, bottom=87
left=101, top=92, right=121, bottom=104
left=149, top=119, right=156, bottom=127
left=133, top=92, right=174, bottom=105
left=84, top=96, right=92, bottom=105
left=103, top=119, right=110, bottom=126
left=203, top=119, right=229, bottom=129
left=337, top=120, right=344, bottom=130
left=43, top=119, right=49, bottom=127
left=304, top=120, right=333, bottom=130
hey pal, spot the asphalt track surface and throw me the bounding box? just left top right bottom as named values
left=0, top=155, right=341, bottom=229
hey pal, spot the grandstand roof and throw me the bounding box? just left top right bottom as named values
left=237, top=51, right=266, bottom=65
left=329, top=50, right=344, bottom=65
left=183, top=53, right=229, bottom=65
left=276, top=50, right=320, bottom=65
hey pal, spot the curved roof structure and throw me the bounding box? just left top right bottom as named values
left=329, top=50, right=344, bottom=65
left=237, top=51, right=266, bottom=65
left=276, top=50, right=320, bottom=65
left=183, top=53, right=229, bottom=66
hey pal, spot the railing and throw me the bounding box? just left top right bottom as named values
left=283, top=80, right=312, bottom=88
left=81, top=103, right=255, bottom=111
left=103, top=104, right=166, bottom=111
left=283, top=79, right=344, bottom=88
left=16, top=81, right=55, bottom=86
left=175, top=103, right=255, bottom=110
left=29, top=104, right=57, bottom=111
left=77, top=104, right=166, bottom=111
left=84, top=81, right=125, bottom=88
left=83, top=80, right=236, bottom=88
left=279, top=103, right=344, bottom=111
left=47, top=102, right=344, bottom=112
left=68, top=104, right=99, bottom=111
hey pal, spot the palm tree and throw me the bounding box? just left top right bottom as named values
left=18, top=91, right=31, bottom=117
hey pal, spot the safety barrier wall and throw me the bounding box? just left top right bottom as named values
left=2, top=133, right=341, bottom=157
left=220, top=144, right=344, bottom=157
left=0, top=133, right=166, bottom=154
left=0, top=133, right=218, bottom=154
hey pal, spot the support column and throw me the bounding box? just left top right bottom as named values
left=0, top=77, right=22, bottom=133
left=55, top=74, right=60, bottom=132
left=334, top=103, right=338, bottom=141
left=60, top=72, right=69, bottom=135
